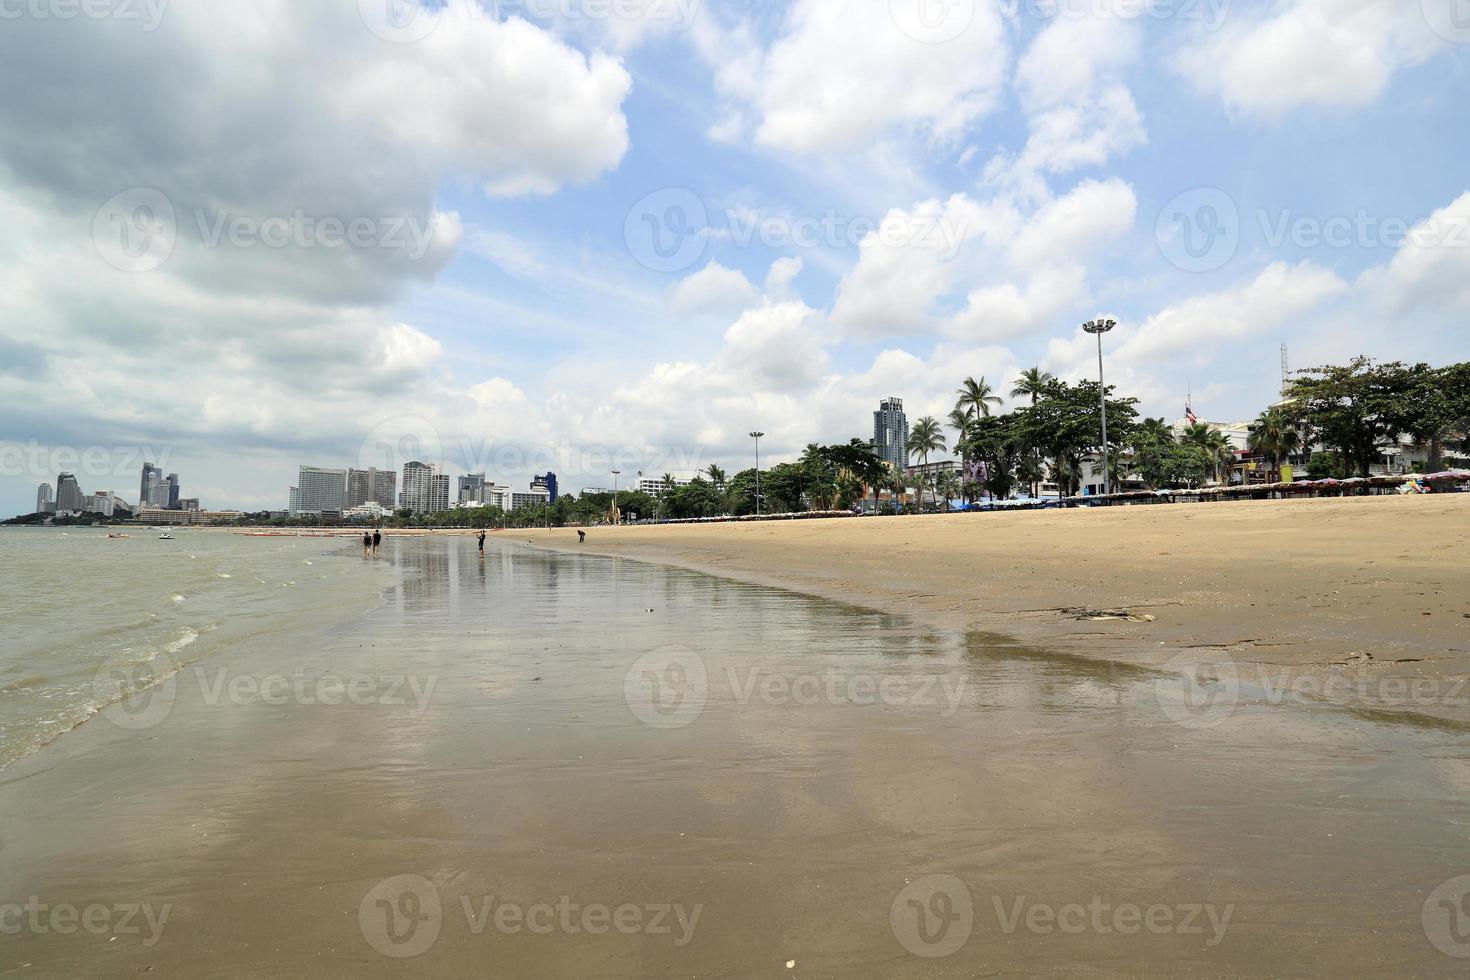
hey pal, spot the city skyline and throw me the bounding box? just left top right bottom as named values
left=10, top=386, right=1324, bottom=520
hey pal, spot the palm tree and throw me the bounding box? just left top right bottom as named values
left=907, top=416, right=946, bottom=510
left=1248, top=409, right=1303, bottom=478
left=1010, top=367, right=1053, bottom=498
left=935, top=469, right=961, bottom=511
left=1135, top=417, right=1174, bottom=446
left=1010, top=367, right=1054, bottom=406
left=947, top=405, right=975, bottom=447
left=956, top=376, right=1003, bottom=420
left=705, top=463, right=726, bottom=492
left=1183, top=425, right=1234, bottom=484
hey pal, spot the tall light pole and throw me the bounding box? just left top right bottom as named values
left=1083, top=318, right=1117, bottom=497
left=610, top=469, right=621, bottom=525
left=749, top=431, right=764, bottom=516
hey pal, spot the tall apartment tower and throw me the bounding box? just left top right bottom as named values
left=166, top=473, right=180, bottom=509
left=139, top=462, right=160, bottom=509
left=293, top=465, right=347, bottom=514
left=872, top=397, right=909, bottom=471
left=533, top=472, right=558, bottom=502
left=55, top=472, right=84, bottom=512
left=457, top=473, right=487, bottom=504
left=348, top=467, right=397, bottom=509
left=399, top=461, right=433, bottom=513
left=429, top=472, right=450, bottom=513
left=36, top=482, right=53, bottom=514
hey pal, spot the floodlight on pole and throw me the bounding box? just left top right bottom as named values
left=749, top=432, right=765, bottom=516
left=1082, top=318, right=1117, bottom=497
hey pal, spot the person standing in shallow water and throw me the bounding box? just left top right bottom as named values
left=362, top=531, right=371, bottom=555
left=372, top=528, right=381, bottom=555
left=477, top=528, right=486, bottom=559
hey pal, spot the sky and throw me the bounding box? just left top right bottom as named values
left=1, top=0, right=1468, bottom=516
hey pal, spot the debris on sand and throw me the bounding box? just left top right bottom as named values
left=1063, top=607, right=1157, bottom=623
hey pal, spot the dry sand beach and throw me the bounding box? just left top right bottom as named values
left=526, top=494, right=1470, bottom=725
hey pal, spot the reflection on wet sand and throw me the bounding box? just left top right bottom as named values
left=2, top=536, right=1468, bottom=977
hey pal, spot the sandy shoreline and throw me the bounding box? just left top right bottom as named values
left=522, top=494, right=1470, bottom=725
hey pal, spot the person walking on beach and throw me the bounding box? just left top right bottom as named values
left=372, top=528, right=381, bottom=555
left=477, top=528, right=486, bottom=559
left=362, top=531, right=372, bottom=555
left=577, top=529, right=586, bottom=544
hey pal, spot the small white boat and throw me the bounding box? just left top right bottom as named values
left=159, top=528, right=175, bottom=540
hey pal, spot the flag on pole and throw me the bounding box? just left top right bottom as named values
left=1186, top=400, right=1198, bottom=425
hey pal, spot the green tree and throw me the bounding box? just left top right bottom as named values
left=1247, top=408, right=1303, bottom=476
left=956, top=376, right=1003, bottom=420
left=906, top=416, right=946, bottom=509
left=1287, top=357, right=1420, bottom=478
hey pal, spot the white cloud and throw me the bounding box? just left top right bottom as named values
left=831, top=179, right=1136, bottom=341
left=1355, top=191, right=1470, bottom=316
left=1175, top=0, right=1446, bottom=117
left=706, top=0, right=1009, bottom=153
left=668, top=261, right=757, bottom=314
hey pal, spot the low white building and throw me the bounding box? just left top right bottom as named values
left=636, top=475, right=695, bottom=495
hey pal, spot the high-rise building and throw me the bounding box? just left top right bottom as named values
left=457, top=473, right=487, bottom=504
left=399, top=461, right=433, bottom=513
left=55, top=472, right=84, bottom=513
left=292, top=465, right=347, bottom=514
left=36, top=482, right=53, bottom=514
left=429, top=472, right=450, bottom=513
left=139, top=463, right=159, bottom=510
left=84, top=491, right=124, bottom=517
left=873, top=396, right=909, bottom=471
left=166, top=473, right=180, bottom=510
left=348, top=467, right=397, bottom=509
left=533, top=472, right=558, bottom=502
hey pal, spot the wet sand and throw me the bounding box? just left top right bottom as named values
left=524, top=494, right=1470, bottom=725
left=4, top=535, right=1470, bottom=977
